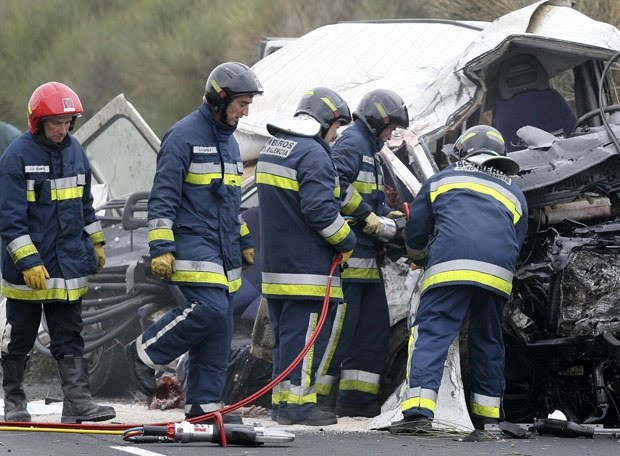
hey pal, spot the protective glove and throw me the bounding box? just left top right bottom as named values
left=386, top=210, right=405, bottom=219
left=94, top=242, right=106, bottom=273
left=242, top=247, right=255, bottom=265
left=363, top=212, right=381, bottom=235
left=23, top=264, right=50, bottom=290
left=151, top=252, right=176, bottom=280
left=339, top=250, right=353, bottom=265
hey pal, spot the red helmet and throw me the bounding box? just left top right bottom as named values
left=27, top=82, right=83, bottom=134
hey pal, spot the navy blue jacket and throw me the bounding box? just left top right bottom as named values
left=0, top=132, right=103, bottom=302
left=257, top=129, right=356, bottom=301
left=147, top=104, right=251, bottom=293
left=405, top=161, right=528, bottom=298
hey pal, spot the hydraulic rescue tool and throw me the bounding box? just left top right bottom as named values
left=132, top=421, right=295, bottom=445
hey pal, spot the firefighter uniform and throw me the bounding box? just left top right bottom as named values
left=140, top=103, right=251, bottom=415
left=257, top=126, right=356, bottom=423
left=401, top=159, right=527, bottom=425
left=0, top=132, right=103, bottom=359
left=317, top=120, right=391, bottom=415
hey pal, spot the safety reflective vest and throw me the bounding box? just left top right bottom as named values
left=0, top=133, right=103, bottom=301
left=405, top=161, right=528, bottom=298
left=147, top=104, right=250, bottom=293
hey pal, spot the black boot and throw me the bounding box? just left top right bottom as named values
left=57, top=357, right=116, bottom=423
left=1, top=358, right=31, bottom=422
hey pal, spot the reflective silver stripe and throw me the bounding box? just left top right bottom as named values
left=188, top=162, right=239, bottom=174
left=84, top=221, right=103, bottom=235
left=356, top=170, right=376, bottom=184
left=77, top=174, right=86, bottom=185
left=341, top=186, right=356, bottom=206
left=256, top=161, right=298, bottom=180
left=470, top=392, right=500, bottom=407
left=148, top=218, right=174, bottom=229
left=238, top=214, right=246, bottom=224
left=26, top=180, right=35, bottom=191
left=317, top=302, right=347, bottom=380
left=430, top=175, right=522, bottom=215
left=183, top=401, right=224, bottom=415
left=424, top=260, right=513, bottom=283
left=175, top=260, right=225, bottom=275
left=7, top=235, right=34, bottom=254
left=1, top=276, right=87, bottom=292
left=340, top=369, right=380, bottom=385
left=227, top=267, right=242, bottom=282
left=140, top=302, right=198, bottom=354
left=405, top=386, right=438, bottom=401
left=319, top=215, right=347, bottom=239
left=289, top=384, right=315, bottom=398
left=262, top=272, right=341, bottom=289
left=52, top=175, right=80, bottom=189
left=66, top=277, right=89, bottom=290
left=345, top=257, right=378, bottom=270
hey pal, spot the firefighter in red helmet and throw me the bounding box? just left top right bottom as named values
left=0, top=82, right=114, bottom=423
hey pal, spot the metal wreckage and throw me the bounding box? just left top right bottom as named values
left=9, top=0, right=620, bottom=431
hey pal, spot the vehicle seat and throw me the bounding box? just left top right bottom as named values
left=493, top=54, right=577, bottom=151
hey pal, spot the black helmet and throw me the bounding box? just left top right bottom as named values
left=294, top=87, right=351, bottom=130
left=453, top=125, right=519, bottom=175
left=205, top=62, right=263, bottom=112
left=353, top=89, right=409, bottom=136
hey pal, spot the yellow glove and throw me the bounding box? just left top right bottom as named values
left=363, top=212, right=381, bottom=235
left=151, top=252, right=176, bottom=280
left=23, top=265, right=50, bottom=290
left=242, top=247, right=255, bottom=265
left=386, top=210, right=405, bottom=219
left=94, top=242, right=106, bottom=273
left=339, top=250, right=353, bottom=265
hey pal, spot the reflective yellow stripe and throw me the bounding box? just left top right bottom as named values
left=470, top=403, right=500, bottom=419
left=240, top=223, right=250, bottom=237
left=421, top=269, right=512, bottom=295
left=2, top=285, right=87, bottom=302
left=228, top=277, right=242, bottom=293
left=341, top=189, right=363, bottom=215
left=401, top=396, right=436, bottom=413
left=171, top=270, right=229, bottom=286
left=262, top=283, right=343, bottom=300
left=352, top=181, right=380, bottom=195
left=10, top=244, right=38, bottom=262
left=26, top=190, right=35, bottom=202
left=148, top=228, right=175, bottom=242
left=53, top=187, right=84, bottom=201
left=339, top=378, right=380, bottom=394
left=430, top=182, right=521, bottom=224
left=341, top=267, right=380, bottom=280
left=285, top=391, right=317, bottom=406
left=325, top=221, right=351, bottom=245
left=256, top=172, right=300, bottom=191
left=184, top=173, right=242, bottom=187
left=89, top=232, right=105, bottom=245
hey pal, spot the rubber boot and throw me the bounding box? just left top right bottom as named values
left=57, top=357, right=116, bottom=423
left=1, top=358, right=31, bottom=422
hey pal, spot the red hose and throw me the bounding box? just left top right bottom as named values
left=6, top=255, right=343, bottom=435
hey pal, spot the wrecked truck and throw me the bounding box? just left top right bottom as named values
left=8, top=0, right=620, bottom=430
left=236, top=0, right=620, bottom=429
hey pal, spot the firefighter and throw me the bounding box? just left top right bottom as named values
left=317, top=89, right=409, bottom=417
left=257, top=87, right=356, bottom=426
left=0, top=82, right=114, bottom=423
left=389, top=125, right=528, bottom=433
left=126, top=62, right=262, bottom=423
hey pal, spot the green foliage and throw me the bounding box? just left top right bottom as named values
left=0, top=0, right=618, bottom=136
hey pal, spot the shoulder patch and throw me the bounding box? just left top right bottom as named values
left=260, top=137, right=298, bottom=158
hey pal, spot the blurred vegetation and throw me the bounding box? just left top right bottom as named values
left=0, top=0, right=618, bottom=137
